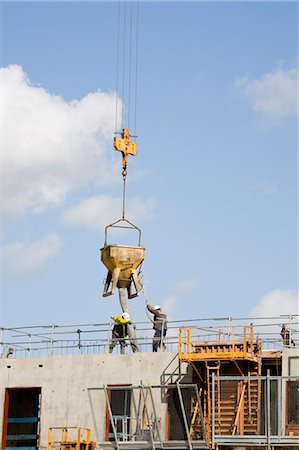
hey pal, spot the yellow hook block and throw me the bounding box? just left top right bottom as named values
left=114, top=128, right=137, bottom=171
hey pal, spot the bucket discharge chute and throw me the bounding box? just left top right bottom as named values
left=101, top=219, right=145, bottom=299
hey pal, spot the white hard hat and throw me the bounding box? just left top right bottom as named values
left=154, top=305, right=161, bottom=310
left=122, top=312, right=130, bottom=321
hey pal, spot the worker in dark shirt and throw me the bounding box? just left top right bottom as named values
left=280, top=323, right=295, bottom=347
left=146, top=302, right=167, bottom=352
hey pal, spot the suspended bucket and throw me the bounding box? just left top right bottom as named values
left=100, top=218, right=145, bottom=298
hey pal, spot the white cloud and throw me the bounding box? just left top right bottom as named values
left=1, top=234, right=62, bottom=277
left=250, top=289, right=298, bottom=317
left=236, top=67, right=298, bottom=119
left=252, top=181, right=278, bottom=195
left=61, top=194, right=157, bottom=230
left=249, top=290, right=298, bottom=346
left=1, top=64, right=120, bottom=223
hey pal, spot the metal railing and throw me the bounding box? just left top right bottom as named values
left=1, top=315, right=298, bottom=359
left=211, top=374, right=299, bottom=450
left=178, top=324, right=259, bottom=361
left=90, top=383, right=207, bottom=450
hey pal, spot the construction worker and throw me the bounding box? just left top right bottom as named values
left=146, top=302, right=167, bottom=352
left=109, top=312, right=131, bottom=354
left=280, top=323, right=295, bottom=347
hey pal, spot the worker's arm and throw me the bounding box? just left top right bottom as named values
left=146, top=304, right=156, bottom=314
left=111, top=314, right=129, bottom=325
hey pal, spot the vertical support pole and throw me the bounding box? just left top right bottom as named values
left=188, top=328, right=191, bottom=354
left=29, top=333, right=32, bottom=357
left=148, top=386, right=163, bottom=448
left=86, top=428, right=91, bottom=445
left=212, top=372, right=215, bottom=449
left=250, top=324, right=254, bottom=353
left=131, top=388, right=140, bottom=438
left=140, top=382, right=156, bottom=450
left=267, top=370, right=271, bottom=450
left=178, top=328, right=182, bottom=355
left=47, top=428, right=52, bottom=450
left=194, top=384, right=207, bottom=442
left=176, top=383, right=193, bottom=450
left=0, top=327, right=3, bottom=359
left=76, top=427, right=81, bottom=450
left=232, top=327, right=235, bottom=354
left=2, top=388, right=9, bottom=450
left=278, top=376, right=282, bottom=439
left=243, top=326, right=247, bottom=354
left=103, top=386, right=120, bottom=450
left=288, top=314, right=292, bottom=346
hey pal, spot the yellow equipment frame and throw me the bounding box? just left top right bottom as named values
left=47, top=426, right=93, bottom=450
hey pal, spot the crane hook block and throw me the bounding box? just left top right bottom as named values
left=114, top=128, right=137, bottom=171
left=101, top=244, right=144, bottom=299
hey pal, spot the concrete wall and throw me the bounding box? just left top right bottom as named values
left=282, top=347, right=299, bottom=377
left=0, top=352, right=180, bottom=449
left=281, top=347, right=299, bottom=434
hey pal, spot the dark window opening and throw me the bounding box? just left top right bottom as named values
left=167, top=387, right=192, bottom=440
left=3, top=388, right=41, bottom=449
left=106, top=387, right=131, bottom=442
left=288, top=381, right=299, bottom=424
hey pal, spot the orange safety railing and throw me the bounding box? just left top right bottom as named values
left=178, top=325, right=259, bottom=362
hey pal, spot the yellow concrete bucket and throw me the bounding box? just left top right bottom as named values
left=100, top=218, right=145, bottom=298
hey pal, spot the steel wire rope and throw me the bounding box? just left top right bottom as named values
left=128, top=1, right=133, bottom=131
left=114, top=0, right=121, bottom=133
left=114, top=1, right=139, bottom=220
left=121, top=0, right=127, bottom=130
left=122, top=171, right=127, bottom=219
left=133, top=1, right=139, bottom=137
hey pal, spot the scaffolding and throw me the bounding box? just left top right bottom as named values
left=177, top=325, right=263, bottom=442
left=85, top=377, right=299, bottom=450
left=211, top=374, right=299, bottom=449
left=88, top=384, right=208, bottom=450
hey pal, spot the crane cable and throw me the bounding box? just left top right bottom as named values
left=115, top=0, right=139, bottom=219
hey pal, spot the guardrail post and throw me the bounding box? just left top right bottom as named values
left=176, top=383, right=193, bottom=450
left=212, top=372, right=215, bottom=449
left=278, top=375, right=282, bottom=439
left=266, top=370, right=271, bottom=450
left=103, top=386, right=120, bottom=450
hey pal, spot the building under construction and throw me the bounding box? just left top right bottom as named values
left=2, top=66, right=298, bottom=450
left=1, top=317, right=298, bottom=450
left=2, top=5, right=298, bottom=450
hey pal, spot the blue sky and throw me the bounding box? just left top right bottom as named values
left=1, top=1, right=298, bottom=328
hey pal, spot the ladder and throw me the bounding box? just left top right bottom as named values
left=205, top=362, right=220, bottom=439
